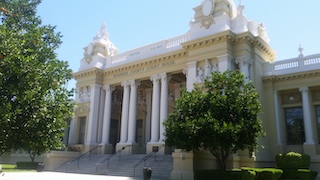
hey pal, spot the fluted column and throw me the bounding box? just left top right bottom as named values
left=100, top=84, right=115, bottom=144
left=119, top=81, right=130, bottom=143
left=159, top=73, right=171, bottom=142
left=299, top=87, right=315, bottom=144
left=150, top=74, right=161, bottom=142
left=85, top=84, right=101, bottom=145
left=127, top=80, right=141, bottom=143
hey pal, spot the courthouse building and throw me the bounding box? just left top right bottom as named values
left=69, top=0, right=320, bottom=174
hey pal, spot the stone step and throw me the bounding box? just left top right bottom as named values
left=54, top=153, right=172, bottom=179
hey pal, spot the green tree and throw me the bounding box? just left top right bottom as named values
left=0, top=0, right=74, bottom=161
left=164, top=70, right=264, bottom=170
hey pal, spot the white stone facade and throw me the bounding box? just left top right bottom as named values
left=69, top=0, right=320, bottom=178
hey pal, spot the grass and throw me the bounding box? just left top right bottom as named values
left=1, top=164, right=36, bottom=172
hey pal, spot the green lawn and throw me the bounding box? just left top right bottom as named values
left=1, top=164, right=36, bottom=172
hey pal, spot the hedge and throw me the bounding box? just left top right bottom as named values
left=241, top=167, right=283, bottom=180
left=276, top=152, right=310, bottom=169
left=194, top=169, right=256, bottom=180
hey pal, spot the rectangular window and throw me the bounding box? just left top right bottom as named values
left=284, top=107, right=305, bottom=145
left=315, top=106, right=320, bottom=144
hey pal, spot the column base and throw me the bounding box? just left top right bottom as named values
left=147, top=142, right=165, bottom=155
left=303, top=143, right=317, bottom=156
left=84, top=144, right=101, bottom=154
left=116, top=143, right=139, bottom=155
left=99, top=143, right=114, bottom=154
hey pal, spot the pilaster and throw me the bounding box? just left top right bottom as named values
left=85, top=84, right=101, bottom=146
left=216, top=54, right=233, bottom=73
left=184, top=61, right=197, bottom=91
left=235, top=55, right=252, bottom=82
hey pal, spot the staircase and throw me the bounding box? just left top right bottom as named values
left=54, top=153, right=173, bottom=179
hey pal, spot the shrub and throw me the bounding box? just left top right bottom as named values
left=281, top=169, right=318, bottom=180
left=276, top=152, right=310, bottom=169
left=194, top=169, right=255, bottom=180
left=16, top=162, right=39, bottom=170
left=241, top=167, right=283, bottom=180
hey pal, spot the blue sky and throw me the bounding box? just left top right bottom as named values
left=37, top=1, right=320, bottom=89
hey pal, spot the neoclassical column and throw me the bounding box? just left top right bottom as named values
left=235, top=55, right=252, bottom=82
left=127, top=80, right=141, bottom=143
left=85, top=84, right=101, bottom=145
left=119, top=81, right=131, bottom=143
left=145, top=89, right=152, bottom=143
left=159, top=73, right=171, bottom=142
left=299, top=87, right=315, bottom=144
left=273, top=90, right=283, bottom=145
left=150, top=74, right=161, bottom=142
left=100, top=84, right=115, bottom=145
left=217, top=54, right=233, bottom=73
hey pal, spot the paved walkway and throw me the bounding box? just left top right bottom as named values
left=0, top=172, right=141, bottom=180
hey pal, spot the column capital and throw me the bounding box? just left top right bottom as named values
left=121, top=80, right=131, bottom=88
left=150, top=74, right=161, bottom=82
left=129, top=79, right=141, bottom=88
left=103, top=84, right=115, bottom=92
left=160, top=73, right=172, bottom=82
left=299, top=87, right=309, bottom=93
left=235, top=55, right=252, bottom=65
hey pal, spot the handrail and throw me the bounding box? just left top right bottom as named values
left=65, top=145, right=101, bottom=172
left=132, top=144, right=165, bottom=177
left=95, top=145, right=132, bottom=173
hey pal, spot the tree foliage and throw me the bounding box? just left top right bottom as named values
left=0, top=0, right=74, bottom=161
left=164, top=70, right=264, bottom=170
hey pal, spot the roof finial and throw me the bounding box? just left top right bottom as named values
left=298, top=44, right=304, bottom=58
left=237, top=0, right=245, bottom=15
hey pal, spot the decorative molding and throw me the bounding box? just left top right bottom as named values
left=78, top=86, right=91, bottom=102
left=201, top=15, right=215, bottom=29
left=73, top=68, right=103, bottom=79
left=281, top=91, right=302, bottom=105
left=103, top=51, right=187, bottom=76
left=75, top=104, right=90, bottom=113
left=262, top=71, right=320, bottom=82
left=197, top=59, right=218, bottom=82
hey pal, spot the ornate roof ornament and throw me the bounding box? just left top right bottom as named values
left=237, top=0, right=245, bottom=16
left=298, top=44, right=304, bottom=58
left=93, top=21, right=109, bottom=42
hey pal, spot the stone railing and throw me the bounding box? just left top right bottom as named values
left=263, top=53, right=320, bottom=76
left=111, top=34, right=188, bottom=64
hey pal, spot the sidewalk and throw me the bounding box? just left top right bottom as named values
left=0, top=172, right=139, bottom=180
